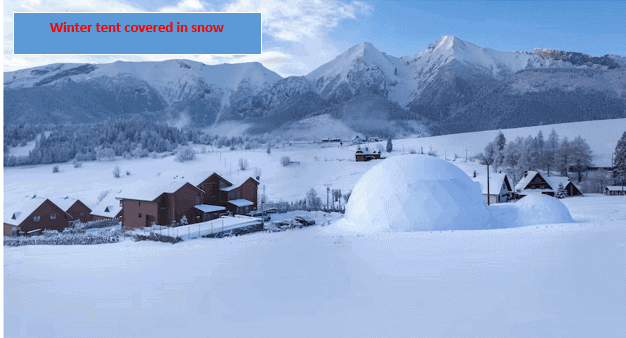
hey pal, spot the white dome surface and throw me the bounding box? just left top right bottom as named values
left=338, top=155, right=493, bottom=232
left=514, top=194, right=575, bottom=226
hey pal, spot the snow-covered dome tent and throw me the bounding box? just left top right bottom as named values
left=338, top=155, right=493, bottom=232
left=513, top=194, right=575, bottom=226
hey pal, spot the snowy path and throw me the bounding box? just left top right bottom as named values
left=4, top=196, right=626, bottom=337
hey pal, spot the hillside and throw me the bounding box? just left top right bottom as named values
left=4, top=118, right=623, bottom=214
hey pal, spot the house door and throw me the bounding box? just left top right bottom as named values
left=146, top=215, right=155, bottom=227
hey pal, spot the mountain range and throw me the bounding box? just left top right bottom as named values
left=5, top=35, right=626, bottom=138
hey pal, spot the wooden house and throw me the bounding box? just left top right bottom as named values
left=116, top=178, right=205, bottom=229
left=50, top=196, right=93, bottom=223
left=515, top=171, right=583, bottom=197
left=355, top=147, right=382, bottom=162
left=604, top=186, right=626, bottom=196
left=4, top=198, right=72, bottom=236
left=472, top=173, right=514, bottom=204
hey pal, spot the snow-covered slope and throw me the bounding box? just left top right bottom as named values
left=5, top=60, right=282, bottom=103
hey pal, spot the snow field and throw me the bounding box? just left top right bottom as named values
left=4, top=196, right=626, bottom=338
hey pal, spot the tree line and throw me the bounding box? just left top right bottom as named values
left=3, top=116, right=274, bottom=167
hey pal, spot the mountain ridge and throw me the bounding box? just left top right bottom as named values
left=5, top=36, right=626, bottom=137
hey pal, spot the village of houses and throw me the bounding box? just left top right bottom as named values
left=4, top=130, right=624, bottom=241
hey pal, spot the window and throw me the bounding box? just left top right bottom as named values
left=50, top=213, right=57, bottom=219
left=79, top=211, right=85, bottom=216
left=138, top=213, right=142, bottom=218
left=195, top=196, right=200, bottom=205
left=138, top=201, right=141, bottom=206
left=34, top=216, right=40, bottom=222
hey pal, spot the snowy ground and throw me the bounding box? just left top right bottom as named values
left=4, top=195, right=626, bottom=337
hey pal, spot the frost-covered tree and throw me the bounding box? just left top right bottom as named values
left=180, top=215, right=188, bottom=226
left=175, top=146, right=196, bottom=162
left=533, top=130, right=546, bottom=170
left=503, top=137, right=523, bottom=182
left=545, top=129, right=560, bottom=175
left=266, top=146, right=271, bottom=155
left=386, top=137, right=393, bottom=153
left=280, top=156, right=290, bottom=167
left=494, top=131, right=507, bottom=170
left=52, top=165, right=59, bottom=173
left=570, top=136, right=592, bottom=182
left=306, top=188, right=322, bottom=209
left=112, top=165, right=120, bottom=178
left=555, top=137, right=571, bottom=176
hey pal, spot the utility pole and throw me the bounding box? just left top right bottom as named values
left=487, top=162, right=490, bottom=206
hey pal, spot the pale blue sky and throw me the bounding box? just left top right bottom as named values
left=4, top=0, right=625, bottom=76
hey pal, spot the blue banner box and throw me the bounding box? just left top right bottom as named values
left=14, top=12, right=262, bottom=54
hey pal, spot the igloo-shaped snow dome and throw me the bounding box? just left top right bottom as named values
left=338, top=155, right=493, bottom=232
left=513, top=194, right=575, bottom=226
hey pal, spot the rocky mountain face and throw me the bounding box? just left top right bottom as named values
left=5, top=36, right=626, bottom=138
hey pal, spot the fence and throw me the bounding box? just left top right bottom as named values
left=263, top=203, right=345, bottom=214
left=136, top=216, right=263, bottom=241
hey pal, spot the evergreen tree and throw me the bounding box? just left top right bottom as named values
left=386, top=137, right=393, bottom=153
left=494, top=131, right=506, bottom=172
left=612, top=132, right=626, bottom=185
left=555, top=182, right=567, bottom=199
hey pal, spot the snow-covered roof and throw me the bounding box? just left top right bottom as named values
left=472, top=174, right=511, bottom=195
left=194, top=204, right=226, bottom=213
left=515, top=171, right=576, bottom=192
left=160, top=171, right=231, bottom=187
left=605, top=186, right=626, bottom=191
left=91, top=192, right=123, bottom=218
left=219, top=177, right=259, bottom=192
left=515, top=171, right=540, bottom=191
left=227, top=199, right=254, bottom=207
left=116, top=177, right=203, bottom=202
left=545, top=176, right=572, bottom=190
left=4, top=198, right=53, bottom=226
left=356, top=147, right=379, bottom=155
left=48, top=196, right=79, bottom=212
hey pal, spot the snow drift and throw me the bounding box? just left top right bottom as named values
left=337, top=155, right=493, bottom=232
left=489, top=194, right=576, bottom=227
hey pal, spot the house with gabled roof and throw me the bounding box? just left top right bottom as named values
left=515, top=171, right=583, bottom=197
left=49, top=196, right=93, bottom=223
left=91, top=191, right=124, bottom=221
left=165, top=171, right=259, bottom=216
left=604, top=186, right=626, bottom=196
left=115, top=177, right=205, bottom=229
left=472, top=173, right=514, bottom=204
left=4, top=198, right=72, bottom=236
left=355, top=146, right=382, bottom=162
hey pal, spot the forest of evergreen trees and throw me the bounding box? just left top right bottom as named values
left=476, top=129, right=626, bottom=193
left=3, top=116, right=270, bottom=167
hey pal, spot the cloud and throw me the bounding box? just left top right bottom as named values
left=159, top=0, right=212, bottom=13
left=223, top=0, right=372, bottom=42
left=3, top=0, right=371, bottom=77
